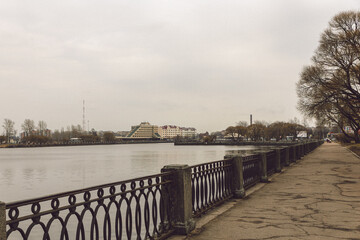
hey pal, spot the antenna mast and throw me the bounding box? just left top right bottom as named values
left=83, top=100, right=86, bottom=132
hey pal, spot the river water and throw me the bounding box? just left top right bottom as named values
left=0, top=143, right=269, bottom=203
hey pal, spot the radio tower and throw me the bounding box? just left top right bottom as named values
left=83, top=100, right=86, bottom=132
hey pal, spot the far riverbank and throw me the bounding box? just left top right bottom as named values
left=0, top=139, right=171, bottom=148
left=1, top=139, right=311, bottom=149
left=174, top=140, right=297, bottom=146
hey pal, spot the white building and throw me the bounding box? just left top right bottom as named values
left=159, top=125, right=181, bottom=139
left=180, top=127, right=196, bottom=138
left=159, top=125, right=196, bottom=139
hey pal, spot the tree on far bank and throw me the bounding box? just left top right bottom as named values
left=297, top=11, right=360, bottom=143
left=103, top=132, right=115, bottom=142
left=247, top=121, right=266, bottom=141
left=203, top=134, right=216, bottom=143
left=236, top=121, right=248, bottom=127
left=235, top=126, right=247, bottom=141
left=3, top=118, right=15, bottom=143
left=285, top=122, right=305, bottom=140
left=70, top=125, right=82, bottom=138
left=267, top=122, right=286, bottom=141
left=225, top=126, right=236, bottom=141
left=38, top=120, right=47, bottom=135
left=22, top=119, right=35, bottom=136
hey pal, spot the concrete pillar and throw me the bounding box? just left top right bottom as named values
left=0, top=201, right=6, bottom=240
left=161, top=165, right=195, bottom=235
left=232, top=156, right=245, bottom=198
left=275, top=149, right=281, bottom=173
left=285, top=148, right=290, bottom=166
left=260, top=153, right=268, bottom=182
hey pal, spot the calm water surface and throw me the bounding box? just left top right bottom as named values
left=0, top=143, right=263, bottom=202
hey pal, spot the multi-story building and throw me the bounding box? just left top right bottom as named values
left=180, top=127, right=196, bottom=138
left=127, top=122, right=160, bottom=139
left=159, top=125, right=181, bottom=139
left=159, top=125, right=196, bottom=139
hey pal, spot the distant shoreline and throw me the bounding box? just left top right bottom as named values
left=174, top=141, right=297, bottom=146
left=0, top=140, right=171, bottom=148
left=0, top=140, right=303, bottom=149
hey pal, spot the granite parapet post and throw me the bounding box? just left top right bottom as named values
left=260, top=153, right=269, bottom=182
left=0, top=201, right=5, bottom=240
left=275, top=149, right=281, bottom=173
left=232, top=156, right=245, bottom=198
left=285, top=148, right=290, bottom=166
left=161, top=164, right=195, bottom=235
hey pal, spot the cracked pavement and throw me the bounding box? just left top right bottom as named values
left=184, top=143, right=360, bottom=240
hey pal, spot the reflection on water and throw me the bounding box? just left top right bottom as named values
left=224, top=145, right=285, bottom=158
left=0, top=143, right=262, bottom=202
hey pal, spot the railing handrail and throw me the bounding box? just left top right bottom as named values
left=6, top=171, right=174, bottom=208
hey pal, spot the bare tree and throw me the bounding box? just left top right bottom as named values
left=225, top=126, right=236, bottom=141
left=267, top=122, right=286, bottom=141
left=103, top=132, right=115, bottom=142
left=22, top=119, right=35, bottom=136
left=297, top=11, right=360, bottom=142
left=235, top=126, right=247, bottom=141
left=38, top=120, right=47, bottom=135
left=247, top=121, right=266, bottom=141
left=3, top=119, right=15, bottom=143
left=71, top=125, right=82, bottom=138
left=236, top=121, right=248, bottom=127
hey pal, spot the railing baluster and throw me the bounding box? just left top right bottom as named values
left=4, top=172, right=174, bottom=240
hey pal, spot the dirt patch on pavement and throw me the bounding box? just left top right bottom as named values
left=348, top=144, right=360, bottom=157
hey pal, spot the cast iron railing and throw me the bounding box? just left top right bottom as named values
left=243, top=154, right=261, bottom=189
left=191, top=159, right=233, bottom=217
left=2, top=140, right=324, bottom=240
left=289, top=146, right=295, bottom=163
left=266, top=150, right=276, bottom=175
left=5, top=172, right=174, bottom=240
left=280, top=148, right=286, bottom=167
left=295, top=145, right=300, bottom=160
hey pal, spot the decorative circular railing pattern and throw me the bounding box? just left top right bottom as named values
left=6, top=172, right=174, bottom=240
left=191, top=160, right=233, bottom=217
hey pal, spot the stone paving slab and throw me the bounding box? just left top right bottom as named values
left=174, top=143, right=360, bottom=240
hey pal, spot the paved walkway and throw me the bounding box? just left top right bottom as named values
left=180, top=143, right=360, bottom=240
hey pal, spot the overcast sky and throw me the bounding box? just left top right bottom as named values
left=1, top=0, right=359, bottom=133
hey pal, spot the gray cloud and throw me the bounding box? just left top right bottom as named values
left=1, top=0, right=359, bottom=133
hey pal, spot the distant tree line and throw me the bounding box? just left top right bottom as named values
left=1, top=118, right=116, bottom=145
left=222, top=120, right=309, bottom=142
